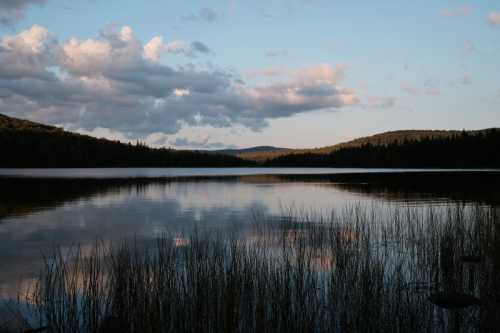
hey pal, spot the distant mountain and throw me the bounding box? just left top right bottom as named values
left=213, top=146, right=290, bottom=161
left=263, top=128, right=500, bottom=168
left=235, top=129, right=497, bottom=162
left=2, top=113, right=499, bottom=168
left=0, top=114, right=252, bottom=168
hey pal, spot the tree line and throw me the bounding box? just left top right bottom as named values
left=263, top=129, right=500, bottom=168
left=1, top=113, right=499, bottom=168
left=0, top=114, right=252, bottom=167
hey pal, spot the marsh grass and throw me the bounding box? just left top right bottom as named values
left=22, top=204, right=500, bottom=332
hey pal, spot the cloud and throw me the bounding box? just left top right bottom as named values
left=190, top=41, right=210, bottom=54
left=440, top=6, right=472, bottom=17
left=488, top=11, right=500, bottom=25
left=0, top=25, right=357, bottom=141
left=0, top=25, right=57, bottom=80
left=143, top=37, right=210, bottom=62
left=139, top=132, right=235, bottom=150
left=171, top=137, right=230, bottom=150
left=248, top=63, right=346, bottom=83
left=0, top=0, right=46, bottom=26
left=182, top=7, right=219, bottom=23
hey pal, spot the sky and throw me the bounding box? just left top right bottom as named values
left=0, top=0, right=499, bottom=149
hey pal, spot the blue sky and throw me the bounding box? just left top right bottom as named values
left=0, top=0, right=499, bottom=149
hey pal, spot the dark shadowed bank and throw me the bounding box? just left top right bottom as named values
left=0, top=114, right=252, bottom=168
left=263, top=129, right=500, bottom=168
left=8, top=204, right=500, bottom=332
left=1, top=113, right=500, bottom=168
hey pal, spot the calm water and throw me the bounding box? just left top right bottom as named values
left=0, top=167, right=496, bottom=179
left=0, top=169, right=499, bottom=299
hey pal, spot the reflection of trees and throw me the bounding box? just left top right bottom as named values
left=2, top=172, right=499, bottom=221
left=272, top=172, right=500, bottom=206
left=0, top=178, right=134, bottom=220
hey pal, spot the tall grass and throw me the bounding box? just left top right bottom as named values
left=23, top=204, right=500, bottom=332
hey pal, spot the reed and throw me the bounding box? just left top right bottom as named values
left=21, top=204, right=500, bottom=332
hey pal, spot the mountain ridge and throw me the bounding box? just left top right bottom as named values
left=1, top=113, right=499, bottom=168
left=231, top=129, right=499, bottom=162
left=0, top=113, right=251, bottom=168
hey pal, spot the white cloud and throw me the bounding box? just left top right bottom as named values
left=0, top=25, right=56, bottom=80
left=61, top=38, right=112, bottom=73
left=0, top=25, right=358, bottom=142
left=171, top=137, right=229, bottom=150
left=143, top=37, right=164, bottom=62
left=249, top=64, right=345, bottom=83
left=173, top=88, right=190, bottom=97
left=488, top=11, right=500, bottom=26
left=144, top=37, right=210, bottom=62
left=2, top=24, right=51, bottom=53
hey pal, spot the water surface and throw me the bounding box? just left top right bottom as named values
left=0, top=169, right=499, bottom=299
left=0, top=167, right=496, bottom=178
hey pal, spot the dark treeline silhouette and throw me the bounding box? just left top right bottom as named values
left=0, top=114, right=253, bottom=167
left=264, top=129, right=500, bottom=168
left=2, top=113, right=500, bottom=168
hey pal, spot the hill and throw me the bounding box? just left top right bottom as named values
left=0, top=114, right=252, bottom=168
left=234, top=130, right=470, bottom=162
left=214, top=146, right=290, bottom=160
left=1, top=113, right=499, bottom=168
left=263, top=128, right=500, bottom=168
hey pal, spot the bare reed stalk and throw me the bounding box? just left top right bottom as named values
left=23, top=204, right=500, bottom=332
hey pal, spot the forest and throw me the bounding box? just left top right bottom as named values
left=264, top=129, right=500, bottom=168
left=1, top=113, right=499, bottom=168
left=0, top=114, right=252, bottom=167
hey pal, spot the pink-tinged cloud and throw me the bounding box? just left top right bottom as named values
left=488, top=12, right=500, bottom=26
left=0, top=25, right=358, bottom=138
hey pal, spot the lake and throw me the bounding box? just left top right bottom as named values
left=0, top=168, right=499, bottom=299
left=0, top=168, right=500, bottom=332
left=0, top=167, right=496, bottom=178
